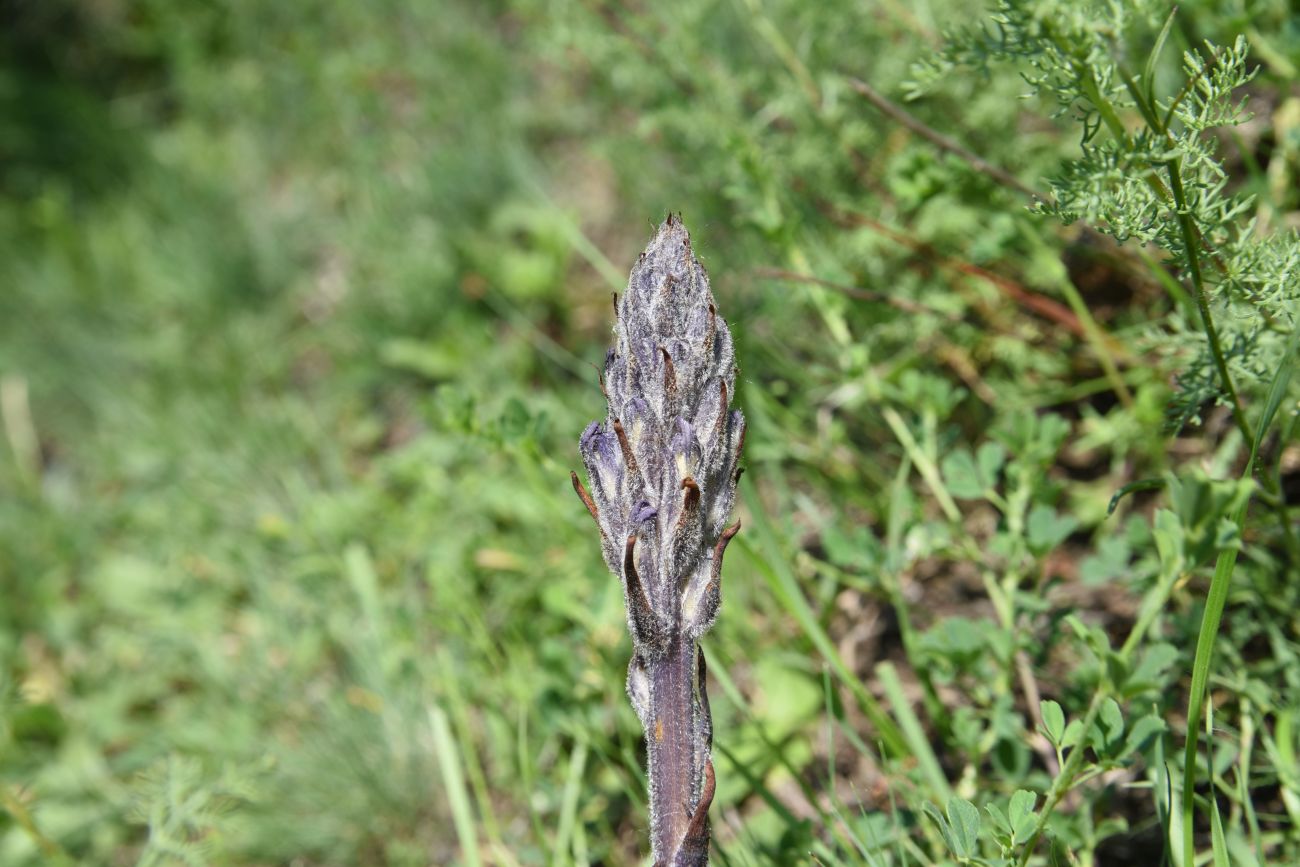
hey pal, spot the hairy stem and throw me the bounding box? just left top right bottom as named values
left=648, top=638, right=710, bottom=861
left=576, top=216, right=742, bottom=865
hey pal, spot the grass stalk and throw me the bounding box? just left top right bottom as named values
left=876, top=662, right=952, bottom=801
left=741, top=479, right=909, bottom=757
left=1180, top=316, right=1300, bottom=863
left=431, top=706, right=484, bottom=867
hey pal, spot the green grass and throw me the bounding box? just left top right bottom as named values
left=3, top=0, right=1300, bottom=864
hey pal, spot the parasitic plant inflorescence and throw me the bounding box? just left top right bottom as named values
left=572, top=215, right=744, bottom=866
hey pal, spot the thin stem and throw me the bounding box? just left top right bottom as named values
left=1016, top=690, right=1109, bottom=867
left=1016, top=537, right=1192, bottom=864
left=1104, top=46, right=1298, bottom=555
left=832, top=208, right=1096, bottom=341
left=1107, top=49, right=1268, bottom=454
left=751, top=267, right=959, bottom=319
left=1101, top=49, right=1255, bottom=446
left=848, top=77, right=1037, bottom=197
left=881, top=407, right=962, bottom=523
left=1067, top=50, right=1173, bottom=206
left=1015, top=643, right=1061, bottom=778
left=1, top=787, right=69, bottom=862
left=1077, top=66, right=1129, bottom=142
left=1182, top=310, right=1300, bottom=862
left=885, top=456, right=948, bottom=728
left=1164, top=159, right=1254, bottom=446
left=1112, top=57, right=1165, bottom=135
left=1051, top=271, right=1135, bottom=408
left=1119, top=49, right=1299, bottom=564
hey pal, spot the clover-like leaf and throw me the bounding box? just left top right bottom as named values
left=946, top=797, right=981, bottom=859
left=1008, top=790, right=1037, bottom=844
left=1040, top=700, right=1065, bottom=746
left=1026, top=505, right=1078, bottom=554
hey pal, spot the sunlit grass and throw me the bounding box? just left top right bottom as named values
left=3, top=1, right=1299, bottom=864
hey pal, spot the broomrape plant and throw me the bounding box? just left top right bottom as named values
left=572, top=215, right=744, bottom=867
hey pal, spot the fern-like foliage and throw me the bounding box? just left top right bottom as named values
left=131, top=757, right=258, bottom=867
left=910, top=6, right=1300, bottom=864
left=911, top=0, right=1300, bottom=431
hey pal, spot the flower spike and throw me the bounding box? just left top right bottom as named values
left=573, top=217, right=742, bottom=865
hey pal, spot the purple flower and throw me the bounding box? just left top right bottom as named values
left=572, top=216, right=743, bottom=866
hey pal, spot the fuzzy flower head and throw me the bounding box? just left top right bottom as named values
left=575, top=215, right=744, bottom=653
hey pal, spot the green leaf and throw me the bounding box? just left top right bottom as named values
left=1122, top=714, right=1167, bottom=759
left=1107, top=477, right=1166, bottom=516
left=985, top=802, right=1011, bottom=839
left=1026, top=505, right=1078, bottom=554
left=431, top=706, right=483, bottom=867
left=952, top=706, right=985, bottom=754
left=920, top=616, right=988, bottom=665
left=1008, top=790, right=1037, bottom=844
left=1064, top=612, right=1113, bottom=656
left=1144, top=7, right=1179, bottom=114
left=943, top=448, right=988, bottom=500
left=935, top=441, right=1003, bottom=501
left=1105, top=650, right=1131, bottom=691
left=977, top=441, right=1006, bottom=482
left=1040, top=700, right=1065, bottom=745
left=946, top=797, right=981, bottom=859
left=1248, top=300, right=1300, bottom=463
left=754, top=657, right=823, bottom=739
left=1096, top=697, right=1125, bottom=753
left=1125, top=643, right=1180, bottom=694
left=1079, top=535, right=1130, bottom=585
left=1151, top=508, right=1185, bottom=573
left=1062, top=718, right=1085, bottom=748
left=922, top=801, right=953, bottom=852
left=1209, top=788, right=1230, bottom=867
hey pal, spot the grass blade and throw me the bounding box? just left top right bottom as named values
left=876, top=661, right=952, bottom=802
left=552, top=739, right=588, bottom=866
left=1209, top=792, right=1230, bottom=867
left=1181, top=312, right=1300, bottom=864
left=431, top=706, right=483, bottom=867
left=741, top=477, right=908, bottom=757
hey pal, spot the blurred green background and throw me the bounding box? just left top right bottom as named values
left=3, top=1, right=1300, bottom=865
